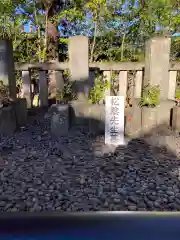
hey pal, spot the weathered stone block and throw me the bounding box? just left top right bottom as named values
left=0, top=106, right=16, bottom=135
left=141, top=107, right=158, bottom=133
left=172, top=106, right=180, bottom=131
left=69, top=101, right=105, bottom=134
left=156, top=100, right=175, bottom=126
left=50, top=104, right=69, bottom=136
left=125, top=99, right=141, bottom=137
left=69, top=101, right=89, bottom=126
left=13, top=98, right=27, bottom=127
left=88, top=104, right=105, bottom=134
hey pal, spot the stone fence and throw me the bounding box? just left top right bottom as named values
left=1, top=36, right=180, bottom=109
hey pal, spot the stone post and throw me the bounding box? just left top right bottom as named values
left=0, top=40, right=16, bottom=100
left=119, top=71, right=128, bottom=105
left=168, top=71, right=177, bottom=100
left=143, top=37, right=175, bottom=127
left=144, top=36, right=171, bottom=100
left=22, top=70, right=32, bottom=108
left=39, top=70, right=48, bottom=107
left=68, top=36, right=89, bottom=101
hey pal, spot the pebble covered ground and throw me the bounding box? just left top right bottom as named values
left=0, top=108, right=180, bottom=212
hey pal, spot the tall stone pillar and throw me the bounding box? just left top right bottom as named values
left=143, top=37, right=175, bottom=127
left=68, top=36, right=89, bottom=101
left=0, top=40, right=16, bottom=100
left=144, top=37, right=171, bottom=100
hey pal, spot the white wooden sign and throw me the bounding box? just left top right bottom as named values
left=105, top=96, right=125, bottom=146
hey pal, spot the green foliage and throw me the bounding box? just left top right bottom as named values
left=175, top=88, right=180, bottom=100
left=0, top=80, right=11, bottom=107
left=88, top=75, right=110, bottom=104
left=56, top=81, right=77, bottom=104
left=139, top=84, right=160, bottom=108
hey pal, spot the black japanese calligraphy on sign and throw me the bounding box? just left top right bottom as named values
left=111, top=106, right=119, bottom=115
left=111, top=96, right=119, bottom=106
left=110, top=115, right=119, bottom=125
left=109, top=97, right=120, bottom=140
left=110, top=126, right=119, bottom=135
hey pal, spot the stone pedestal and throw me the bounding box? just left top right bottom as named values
left=157, top=100, right=175, bottom=125
left=88, top=104, right=105, bottom=135
left=50, top=104, right=69, bottom=137
left=125, top=99, right=141, bottom=137
left=141, top=107, right=158, bottom=133
left=69, top=101, right=105, bottom=134
left=141, top=100, right=174, bottom=134
left=172, top=106, right=180, bottom=131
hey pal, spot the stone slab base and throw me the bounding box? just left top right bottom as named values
left=69, top=101, right=105, bottom=134
left=125, top=99, right=175, bottom=137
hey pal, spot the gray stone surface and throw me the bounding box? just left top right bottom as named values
left=50, top=104, right=69, bottom=136
left=0, top=106, right=16, bottom=135
left=0, top=110, right=180, bottom=212
left=144, top=37, right=171, bottom=100
left=0, top=40, right=16, bottom=100
left=172, top=106, right=180, bottom=131
left=68, top=36, right=89, bottom=101
left=69, top=102, right=105, bottom=134
left=157, top=100, right=175, bottom=125
left=13, top=98, right=27, bottom=127
left=141, top=107, right=158, bottom=133
left=125, top=99, right=141, bottom=137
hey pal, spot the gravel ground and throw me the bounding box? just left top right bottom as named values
left=0, top=109, right=180, bottom=212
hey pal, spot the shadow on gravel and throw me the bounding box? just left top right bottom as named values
left=108, top=123, right=180, bottom=211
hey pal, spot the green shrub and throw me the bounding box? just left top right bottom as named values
left=56, top=81, right=77, bottom=104
left=88, top=75, right=110, bottom=104
left=0, top=80, right=10, bottom=107
left=139, top=84, right=160, bottom=108
left=175, top=88, right=180, bottom=100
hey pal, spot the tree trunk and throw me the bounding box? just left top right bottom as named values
left=47, top=2, right=60, bottom=100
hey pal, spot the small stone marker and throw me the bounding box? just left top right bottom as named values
left=50, top=104, right=69, bottom=137
left=105, top=96, right=125, bottom=145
